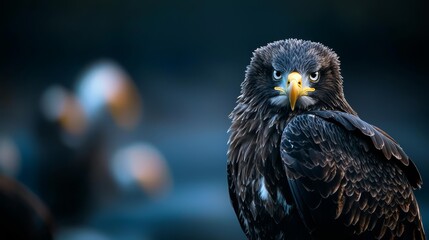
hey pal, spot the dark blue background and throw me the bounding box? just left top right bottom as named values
left=1, top=0, right=428, bottom=239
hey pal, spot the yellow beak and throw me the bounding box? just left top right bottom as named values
left=287, top=72, right=315, bottom=111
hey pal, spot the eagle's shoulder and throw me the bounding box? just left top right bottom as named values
left=311, top=110, right=421, bottom=188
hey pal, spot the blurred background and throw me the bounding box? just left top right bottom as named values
left=0, top=0, right=428, bottom=239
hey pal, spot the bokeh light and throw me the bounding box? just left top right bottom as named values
left=110, top=142, right=171, bottom=197
left=76, top=60, right=141, bottom=130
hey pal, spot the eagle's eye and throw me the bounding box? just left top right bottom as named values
left=273, top=70, right=282, bottom=80
left=309, top=71, right=320, bottom=82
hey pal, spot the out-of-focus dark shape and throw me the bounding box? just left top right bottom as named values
left=34, top=111, right=99, bottom=223
left=0, top=175, right=53, bottom=240
left=0, top=137, right=21, bottom=177
left=76, top=60, right=142, bottom=130
left=37, top=85, right=96, bottom=221
left=110, top=142, right=171, bottom=197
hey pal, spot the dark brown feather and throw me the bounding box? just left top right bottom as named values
left=281, top=112, right=425, bottom=239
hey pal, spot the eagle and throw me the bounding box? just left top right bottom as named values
left=227, top=39, right=425, bottom=240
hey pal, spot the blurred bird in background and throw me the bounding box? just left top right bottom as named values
left=35, top=60, right=144, bottom=223
left=227, top=39, right=425, bottom=239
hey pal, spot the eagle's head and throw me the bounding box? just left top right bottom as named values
left=241, top=39, right=354, bottom=114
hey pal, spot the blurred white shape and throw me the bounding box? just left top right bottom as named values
left=77, top=61, right=121, bottom=120
left=0, top=137, right=21, bottom=177
left=110, top=143, right=171, bottom=197
left=76, top=60, right=141, bottom=129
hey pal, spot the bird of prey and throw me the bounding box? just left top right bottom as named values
left=227, top=39, right=425, bottom=240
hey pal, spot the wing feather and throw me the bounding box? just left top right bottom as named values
left=311, top=111, right=421, bottom=188
left=281, top=112, right=425, bottom=239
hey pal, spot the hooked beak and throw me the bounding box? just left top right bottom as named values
left=274, top=72, right=315, bottom=111
left=288, top=72, right=303, bottom=111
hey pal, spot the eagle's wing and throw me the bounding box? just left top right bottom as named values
left=281, top=111, right=425, bottom=239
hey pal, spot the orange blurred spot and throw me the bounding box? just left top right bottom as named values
left=58, top=95, right=87, bottom=136
left=107, top=78, right=142, bottom=130
left=111, top=143, right=171, bottom=197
